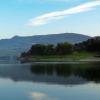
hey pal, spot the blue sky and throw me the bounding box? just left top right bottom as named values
left=0, top=0, right=100, bottom=39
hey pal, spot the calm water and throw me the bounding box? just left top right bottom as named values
left=0, top=57, right=100, bottom=100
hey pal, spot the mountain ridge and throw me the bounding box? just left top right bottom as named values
left=0, top=33, right=91, bottom=56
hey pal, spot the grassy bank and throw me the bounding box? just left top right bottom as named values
left=21, top=52, right=97, bottom=62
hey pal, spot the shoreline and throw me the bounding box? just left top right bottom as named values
left=20, top=52, right=100, bottom=64
left=20, top=57, right=100, bottom=64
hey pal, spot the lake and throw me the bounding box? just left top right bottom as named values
left=0, top=59, right=100, bottom=100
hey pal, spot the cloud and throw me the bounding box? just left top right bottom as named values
left=28, top=0, right=100, bottom=26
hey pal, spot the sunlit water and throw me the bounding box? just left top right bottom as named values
left=0, top=57, right=100, bottom=100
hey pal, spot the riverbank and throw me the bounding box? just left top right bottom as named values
left=20, top=52, right=100, bottom=63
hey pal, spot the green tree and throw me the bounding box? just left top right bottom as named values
left=29, top=44, right=46, bottom=55
left=45, top=44, right=55, bottom=55
left=56, top=42, right=73, bottom=55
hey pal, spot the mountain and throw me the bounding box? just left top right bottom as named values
left=0, top=33, right=91, bottom=56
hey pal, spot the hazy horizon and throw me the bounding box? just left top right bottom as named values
left=0, top=32, right=93, bottom=40
left=0, top=0, right=100, bottom=39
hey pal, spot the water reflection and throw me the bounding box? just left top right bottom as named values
left=0, top=63, right=100, bottom=85
left=30, top=63, right=100, bottom=84
left=0, top=56, right=19, bottom=64
left=31, top=92, right=57, bottom=100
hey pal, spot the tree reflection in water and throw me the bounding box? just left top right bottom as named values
left=30, top=63, right=100, bottom=83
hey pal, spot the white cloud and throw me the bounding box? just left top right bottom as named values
left=28, top=0, right=100, bottom=26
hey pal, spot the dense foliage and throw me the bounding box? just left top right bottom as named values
left=21, top=37, right=100, bottom=57
left=75, top=37, right=100, bottom=52
left=21, top=42, right=73, bottom=57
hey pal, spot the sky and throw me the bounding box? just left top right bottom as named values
left=0, top=0, right=100, bottom=39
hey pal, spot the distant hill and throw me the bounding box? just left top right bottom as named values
left=0, top=33, right=91, bottom=56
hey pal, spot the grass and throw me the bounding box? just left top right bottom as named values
left=25, top=52, right=96, bottom=62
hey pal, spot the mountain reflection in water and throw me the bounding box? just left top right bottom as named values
left=0, top=63, right=100, bottom=85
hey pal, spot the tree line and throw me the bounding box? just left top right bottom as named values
left=21, top=42, right=73, bottom=57
left=21, top=37, right=100, bottom=57
left=75, top=37, right=100, bottom=52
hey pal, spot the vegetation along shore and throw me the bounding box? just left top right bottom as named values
left=20, top=37, right=100, bottom=63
